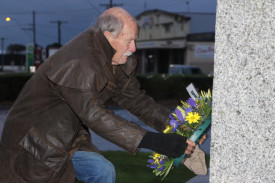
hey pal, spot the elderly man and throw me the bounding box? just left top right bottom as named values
left=0, top=8, right=202, bottom=183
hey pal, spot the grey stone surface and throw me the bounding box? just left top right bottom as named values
left=210, top=0, right=275, bottom=182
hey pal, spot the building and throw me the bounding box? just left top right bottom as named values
left=185, top=33, right=215, bottom=74
left=135, top=9, right=216, bottom=74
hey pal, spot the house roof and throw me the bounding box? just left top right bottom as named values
left=136, top=9, right=216, bottom=34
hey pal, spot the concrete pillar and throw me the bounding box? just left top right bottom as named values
left=210, top=0, right=274, bottom=182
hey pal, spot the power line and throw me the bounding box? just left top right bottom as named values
left=36, top=30, right=58, bottom=40
left=100, top=0, right=123, bottom=9
left=0, top=7, right=102, bottom=16
left=33, top=11, right=36, bottom=53
left=85, top=0, right=102, bottom=13
left=22, top=11, right=37, bottom=60
left=50, top=20, right=68, bottom=45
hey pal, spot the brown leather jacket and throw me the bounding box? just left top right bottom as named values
left=0, top=27, right=171, bottom=182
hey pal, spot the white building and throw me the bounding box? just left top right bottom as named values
left=135, top=9, right=216, bottom=74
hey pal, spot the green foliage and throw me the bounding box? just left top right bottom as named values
left=75, top=151, right=210, bottom=183
left=0, top=73, right=32, bottom=101
left=136, top=74, right=213, bottom=101
left=7, top=44, right=26, bottom=53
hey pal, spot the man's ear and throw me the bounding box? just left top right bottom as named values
left=103, top=31, right=112, bottom=41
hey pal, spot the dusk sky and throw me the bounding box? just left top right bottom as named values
left=0, top=0, right=217, bottom=49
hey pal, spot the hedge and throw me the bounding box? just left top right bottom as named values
left=0, top=73, right=33, bottom=101
left=136, top=74, right=213, bottom=101
left=0, top=73, right=213, bottom=102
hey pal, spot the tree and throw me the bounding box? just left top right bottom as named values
left=6, top=44, right=26, bottom=65
left=7, top=44, right=26, bottom=54
left=46, top=42, right=62, bottom=49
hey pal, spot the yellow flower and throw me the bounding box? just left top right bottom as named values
left=185, top=112, right=201, bottom=124
left=153, top=153, right=161, bottom=163
left=163, top=125, right=172, bottom=133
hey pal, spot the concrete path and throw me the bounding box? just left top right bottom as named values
left=0, top=106, right=210, bottom=182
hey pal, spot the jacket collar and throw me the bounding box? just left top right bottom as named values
left=89, top=28, right=115, bottom=65
left=119, top=55, right=138, bottom=76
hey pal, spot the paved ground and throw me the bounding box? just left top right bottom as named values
left=0, top=106, right=211, bottom=182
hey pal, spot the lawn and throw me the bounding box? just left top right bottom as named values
left=76, top=151, right=210, bottom=183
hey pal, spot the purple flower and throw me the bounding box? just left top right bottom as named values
left=187, top=98, right=196, bottom=108
left=175, top=108, right=184, bottom=122
left=158, top=166, right=165, bottom=171
left=147, top=164, right=157, bottom=169
left=169, top=114, right=175, bottom=120
left=160, top=158, right=164, bottom=165
left=169, top=118, right=177, bottom=126
left=148, top=159, right=155, bottom=163
left=184, top=107, right=193, bottom=114
left=170, top=119, right=179, bottom=132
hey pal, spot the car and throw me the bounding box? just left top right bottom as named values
left=168, top=64, right=203, bottom=75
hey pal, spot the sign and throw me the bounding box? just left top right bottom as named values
left=26, top=43, right=34, bottom=72
left=194, top=45, right=215, bottom=58
left=186, top=83, right=200, bottom=100
left=48, top=48, right=59, bottom=57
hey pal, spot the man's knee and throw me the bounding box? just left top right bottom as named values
left=98, top=160, right=115, bottom=177
left=72, top=151, right=116, bottom=182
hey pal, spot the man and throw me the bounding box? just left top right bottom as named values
left=0, top=8, right=204, bottom=183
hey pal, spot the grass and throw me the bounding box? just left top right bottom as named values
left=75, top=151, right=210, bottom=183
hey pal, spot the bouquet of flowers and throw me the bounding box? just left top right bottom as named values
left=146, top=88, right=212, bottom=180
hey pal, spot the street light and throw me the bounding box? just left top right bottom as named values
left=4, top=14, right=36, bottom=72
left=5, top=17, right=11, bottom=22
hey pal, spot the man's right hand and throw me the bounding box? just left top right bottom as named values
left=138, top=132, right=196, bottom=158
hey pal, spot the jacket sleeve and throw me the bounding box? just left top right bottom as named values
left=114, top=66, right=171, bottom=132
left=46, top=60, right=146, bottom=154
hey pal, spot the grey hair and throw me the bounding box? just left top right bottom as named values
left=94, top=14, right=124, bottom=38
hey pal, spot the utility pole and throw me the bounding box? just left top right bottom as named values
left=22, top=11, right=37, bottom=48
left=186, top=0, right=190, bottom=12
left=50, top=20, right=68, bottom=46
left=100, top=0, right=123, bottom=9
left=32, top=11, right=36, bottom=61
left=1, top=37, right=7, bottom=71
left=21, top=11, right=37, bottom=71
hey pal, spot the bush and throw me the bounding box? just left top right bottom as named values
left=136, top=74, right=213, bottom=101
left=0, top=73, right=32, bottom=101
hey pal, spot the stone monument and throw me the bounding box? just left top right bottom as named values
left=210, top=0, right=274, bottom=182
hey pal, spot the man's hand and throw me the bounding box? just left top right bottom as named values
left=185, top=139, right=196, bottom=154
left=138, top=132, right=207, bottom=157
left=198, top=134, right=207, bottom=145
left=184, top=134, right=207, bottom=154
left=139, top=132, right=197, bottom=158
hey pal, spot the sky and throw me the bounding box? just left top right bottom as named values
left=0, top=0, right=217, bottom=50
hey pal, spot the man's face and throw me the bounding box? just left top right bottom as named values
left=108, top=22, right=138, bottom=65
